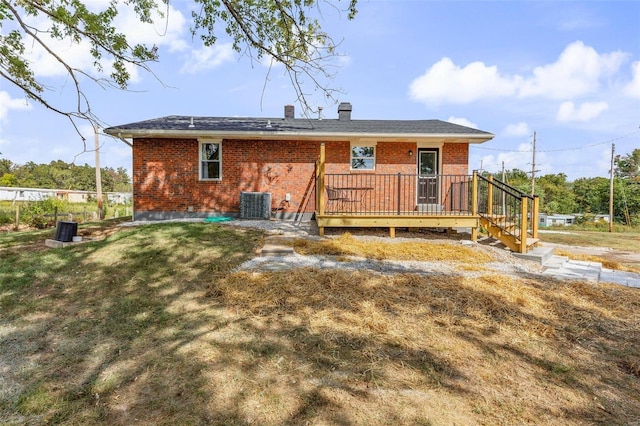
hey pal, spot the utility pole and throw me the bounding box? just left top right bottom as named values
left=93, top=123, right=104, bottom=220
left=501, top=161, right=506, bottom=215
left=530, top=131, right=537, bottom=196
left=609, top=143, right=615, bottom=232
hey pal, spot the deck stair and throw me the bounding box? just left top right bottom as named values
left=480, top=216, right=538, bottom=253
left=477, top=175, right=540, bottom=254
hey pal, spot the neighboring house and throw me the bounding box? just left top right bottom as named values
left=0, top=187, right=132, bottom=204
left=539, top=213, right=576, bottom=227
left=105, top=102, right=539, bottom=251
left=593, top=214, right=611, bottom=223
left=0, top=187, right=52, bottom=202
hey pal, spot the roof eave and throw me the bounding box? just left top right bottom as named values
left=104, top=128, right=494, bottom=144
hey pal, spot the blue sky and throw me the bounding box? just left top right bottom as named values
left=1, top=0, right=639, bottom=181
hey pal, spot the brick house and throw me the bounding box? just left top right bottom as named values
left=105, top=102, right=497, bottom=236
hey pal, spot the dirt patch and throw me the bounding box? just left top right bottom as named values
left=604, top=250, right=640, bottom=266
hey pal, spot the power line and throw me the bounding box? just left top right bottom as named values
left=471, top=129, right=639, bottom=153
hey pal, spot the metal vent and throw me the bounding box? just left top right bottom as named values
left=240, top=192, right=272, bottom=219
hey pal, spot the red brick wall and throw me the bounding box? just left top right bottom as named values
left=133, top=138, right=319, bottom=215
left=132, top=138, right=470, bottom=216
left=441, top=143, right=469, bottom=175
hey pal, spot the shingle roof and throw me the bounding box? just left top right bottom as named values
left=105, top=114, right=494, bottom=142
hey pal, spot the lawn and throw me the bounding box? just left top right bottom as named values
left=539, top=229, right=640, bottom=252
left=539, top=229, right=640, bottom=272
left=1, top=222, right=639, bottom=425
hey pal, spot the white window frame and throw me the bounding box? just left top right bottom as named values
left=350, top=141, right=376, bottom=171
left=199, top=139, right=222, bottom=181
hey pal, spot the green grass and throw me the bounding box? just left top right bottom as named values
left=1, top=223, right=639, bottom=425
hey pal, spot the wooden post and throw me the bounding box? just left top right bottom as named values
left=609, top=143, right=614, bottom=232
left=318, top=144, right=326, bottom=237
left=318, top=144, right=326, bottom=215
left=94, top=123, right=104, bottom=220
left=471, top=171, right=478, bottom=242
left=487, top=175, right=493, bottom=216
left=54, top=206, right=58, bottom=226
left=14, top=205, right=19, bottom=231
left=520, top=195, right=528, bottom=253
left=532, top=196, right=539, bottom=239
left=471, top=171, right=478, bottom=216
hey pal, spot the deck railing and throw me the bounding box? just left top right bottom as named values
left=477, top=174, right=539, bottom=252
left=319, top=173, right=473, bottom=216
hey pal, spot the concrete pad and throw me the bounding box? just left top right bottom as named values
left=599, top=269, right=640, bottom=288
left=45, top=238, right=89, bottom=248
left=542, top=257, right=601, bottom=283
left=543, top=255, right=569, bottom=269
left=514, top=246, right=554, bottom=264
left=540, top=254, right=640, bottom=288
left=259, top=236, right=295, bottom=256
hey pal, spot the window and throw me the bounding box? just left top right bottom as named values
left=351, top=144, right=375, bottom=170
left=200, top=140, right=222, bottom=180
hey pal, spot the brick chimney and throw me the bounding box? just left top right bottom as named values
left=284, top=104, right=295, bottom=119
left=338, top=102, right=352, bottom=121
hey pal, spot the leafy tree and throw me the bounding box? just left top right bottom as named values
left=0, top=173, right=16, bottom=186
left=537, top=173, right=576, bottom=214
left=615, top=148, right=640, bottom=181
left=5, top=159, right=132, bottom=192
left=573, top=177, right=609, bottom=214
left=494, top=168, right=530, bottom=194
left=0, top=158, right=14, bottom=176
left=1, top=0, right=358, bottom=135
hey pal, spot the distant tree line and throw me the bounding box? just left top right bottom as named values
left=485, top=149, right=640, bottom=225
left=0, top=158, right=131, bottom=193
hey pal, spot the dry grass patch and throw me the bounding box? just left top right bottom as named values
left=294, top=233, right=494, bottom=264
left=210, top=268, right=640, bottom=425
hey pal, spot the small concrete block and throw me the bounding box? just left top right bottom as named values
left=543, top=255, right=569, bottom=269
left=45, top=238, right=92, bottom=248
left=513, top=247, right=555, bottom=264
left=45, top=239, right=66, bottom=248
left=260, top=245, right=295, bottom=256
left=259, top=236, right=295, bottom=256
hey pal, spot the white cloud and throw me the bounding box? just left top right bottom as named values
left=556, top=101, right=609, bottom=122
left=502, top=122, right=531, bottom=137
left=409, top=41, right=627, bottom=105
left=409, top=58, right=518, bottom=104
left=180, top=43, right=235, bottom=74
left=0, top=91, right=32, bottom=123
left=115, top=4, right=188, bottom=53
left=624, top=61, right=640, bottom=98
left=21, top=3, right=189, bottom=81
left=447, top=116, right=477, bottom=129
left=519, top=41, right=626, bottom=99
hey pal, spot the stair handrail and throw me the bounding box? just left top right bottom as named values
left=476, top=174, right=539, bottom=253
left=477, top=175, right=535, bottom=201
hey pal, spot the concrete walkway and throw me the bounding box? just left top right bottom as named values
left=517, top=247, right=640, bottom=288
left=255, top=231, right=640, bottom=288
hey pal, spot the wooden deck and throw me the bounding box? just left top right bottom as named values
left=316, top=213, right=479, bottom=238
left=315, top=144, right=539, bottom=252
